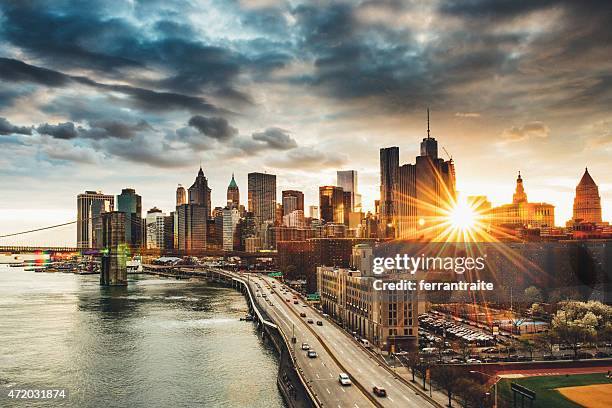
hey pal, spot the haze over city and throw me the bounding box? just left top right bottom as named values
left=1, top=0, right=611, bottom=245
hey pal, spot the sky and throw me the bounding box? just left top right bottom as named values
left=0, top=0, right=611, bottom=246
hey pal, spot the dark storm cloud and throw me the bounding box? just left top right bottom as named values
left=188, top=116, right=238, bottom=141
left=251, top=127, right=297, bottom=150
left=0, top=58, right=224, bottom=114
left=36, top=122, right=78, bottom=140
left=0, top=117, right=32, bottom=135
left=36, top=119, right=152, bottom=140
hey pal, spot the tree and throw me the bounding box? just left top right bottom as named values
left=455, top=378, right=488, bottom=408
left=551, top=300, right=611, bottom=358
left=404, top=352, right=420, bottom=382
left=524, top=286, right=543, bottom=305
left=431, top=365, right=462, bottom=407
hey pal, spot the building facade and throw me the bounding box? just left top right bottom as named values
left=319, top=186, right=345, bottom=224
left=227, top=174, right=240, bottom=209
left=77, top=190, right=114, bottom=248
left=145, top=207, right=166, bottom=249
left=188, top=167, right=212, bottom=218
left=572, top=168, right=602, bottom=224
left=176, top=184, right=187, bottom=206
left=248, top=172, right=276, bottom=228
left=490, top=172, right=555, bottom=230
left=222, top=206, right=240, bottom=251
left=117, top=188, right=143, bottom=248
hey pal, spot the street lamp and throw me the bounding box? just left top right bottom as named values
left=470, top=370, right=498, bottom=408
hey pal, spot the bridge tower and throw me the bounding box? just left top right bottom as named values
left=100, top=212, right=128, bottom=286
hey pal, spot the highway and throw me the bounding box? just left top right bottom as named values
left=243, top=272, right=438, bottom=408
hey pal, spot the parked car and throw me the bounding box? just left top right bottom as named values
left=300, top=312, right=306, bottom=317
left=307, top=319, right=314, bottom=324
left=307, top=350, right=318, bottom=358
left=316, top=321, right=323, bottom=326
left=373, top=386, right=387, bottom=397
left=338, top=373, right=352, bottom=386
left=301, top=342, right=310, bottom=350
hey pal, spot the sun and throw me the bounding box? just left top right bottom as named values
left=448, top=198, right=476, bottom=231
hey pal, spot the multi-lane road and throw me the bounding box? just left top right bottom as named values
left=242, top=272, right=438, bottom=408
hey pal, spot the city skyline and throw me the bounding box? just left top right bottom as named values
left=1, top=1, right=611, bottom=244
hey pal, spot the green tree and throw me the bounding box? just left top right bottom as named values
left=524, top=286, right=543, bottom=304
left=551, top=300, right=611, bottom=358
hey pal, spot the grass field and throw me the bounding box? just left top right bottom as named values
left=498, top=373, right=612, bottom=408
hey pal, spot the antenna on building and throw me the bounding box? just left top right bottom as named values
left=427, top=107, right=431, bottom=138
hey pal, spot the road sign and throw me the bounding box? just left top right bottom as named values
left=268, top=272, right=283, bottom=277
left=511, top=382, right=536, bottom=408
left=306, top=293, right=320, bottom=301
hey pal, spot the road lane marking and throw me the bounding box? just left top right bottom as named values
left=326, top=388, right=331, bottom=395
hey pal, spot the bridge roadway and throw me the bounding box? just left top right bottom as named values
left=226, top=270, right=437, bottom=408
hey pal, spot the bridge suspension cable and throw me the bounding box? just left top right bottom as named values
left=0, top=220, right=77, bottom=238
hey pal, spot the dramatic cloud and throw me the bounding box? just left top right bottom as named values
left=502, top=121, right=550, bottom=141
left=188, top=116, right=238, bottom=141
left=267, top=146, right=347, bottom=169
left=36, top=120, right=152, bottom=140
left=0, top=117, right=32, bottom=135
left=251, top=127, right=297, bottom=150
left=36, top=122, right=79, bottom=140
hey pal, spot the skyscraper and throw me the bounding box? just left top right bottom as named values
left=572, top=168, right=602, bottom=224
left=282, top=190, right=304, bottom=215
left=222, top=206, right=240, bottom=251
left=319, top=186, right=345, bottom=224
left=379, top=147, right=399, bottom=238
left=337, top=170, right=359, bottom=212
left=188, top=166, right=212, bottom=218
left=77, top=191, right=114, bottom=248
left=145, top=207, right=166, bottom=249
left=117, top=188, right=143, bottom=248
left=227, top=173, right=240, bottom=209
left=386, top=110, right=457, bottom=240
left=248, top=172, right=276, bottom=227
left=175, top=203, right=207, bottom=253
left=176, top=184, right=187, bottom=206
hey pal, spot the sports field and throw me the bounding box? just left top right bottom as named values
left=498, top=373, right=612, bottom=408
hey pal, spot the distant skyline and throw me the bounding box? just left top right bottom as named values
left=1, top=0, right=611, bottom=244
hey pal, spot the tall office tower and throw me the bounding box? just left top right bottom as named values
left=175, top=203, right=207, bottom=253
left=227, top=174, right=240, bottom=209
left=164, top=213, right=175, bottom=251
left=188, top=166, right=212, bottom=218
left=145, top=207, right=166, bottom=249
left=342, top=191, right=352, bottom=225
left=572, top=168, right=602, bottom=224
left=117, top=188, right=143, bottom=248
left=222, top=207, right=240, bottom=251
left=282, top=190, right=305, bottom=215
left=77, top=191, right=114, bottom=248
left=100, top=211, right=127, bottom=286
left=248, top=172, right=276, bottom=228
left=390, top=110, right=457, bottom=240
left=176, top=184, right=187, bottom=206
left=337, top=170, right=359, bottom=212
left=319, top=186, right=345, bottom=224
left=380, top=147, right=399, bottom=238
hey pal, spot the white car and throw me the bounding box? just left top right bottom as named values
left=301, top=342, right=310, bottom=350
left=338, top=373, right=352, bottom=386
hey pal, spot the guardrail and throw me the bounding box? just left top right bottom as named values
left=212, top=269, right=321, bottom=408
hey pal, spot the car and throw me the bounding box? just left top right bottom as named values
left=301, top=342, right=310, bottom=350
left=595, top=351, right=610, bottom=358
left=307, top=350, right=317, bottom=358
left=307, top=319, right=314, bottom=324
left=338, top=373, right=352, bottom=386
left=542, top=355, right=557, bottom=361
left=293, top=301, right=299, bottom=304
left=373, top=386, right=387, bottom=397
left=300, top=312, right=307, bottom=317
left=316, top=320, right=323, bottom=326
left=360, top=338, right=371, bottom=348
left=286, top=299, right=291, bottom=302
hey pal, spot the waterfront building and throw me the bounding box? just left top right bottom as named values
left=227, top=174, right=240, bottom=209
left=77, top=190, right=114, bottom=248
left=176, top=184, right=187, bottom=206
left=571, top=168, right=603, bottom=224
left=490, top=172, right=555, bottom=230
left=145, top=207, right=166, bottom=249
left=117, top=188, right=143, bottom=248
left=248, top=172, right=276, bottom=228
left=319, top=186, right=345, bottom=224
